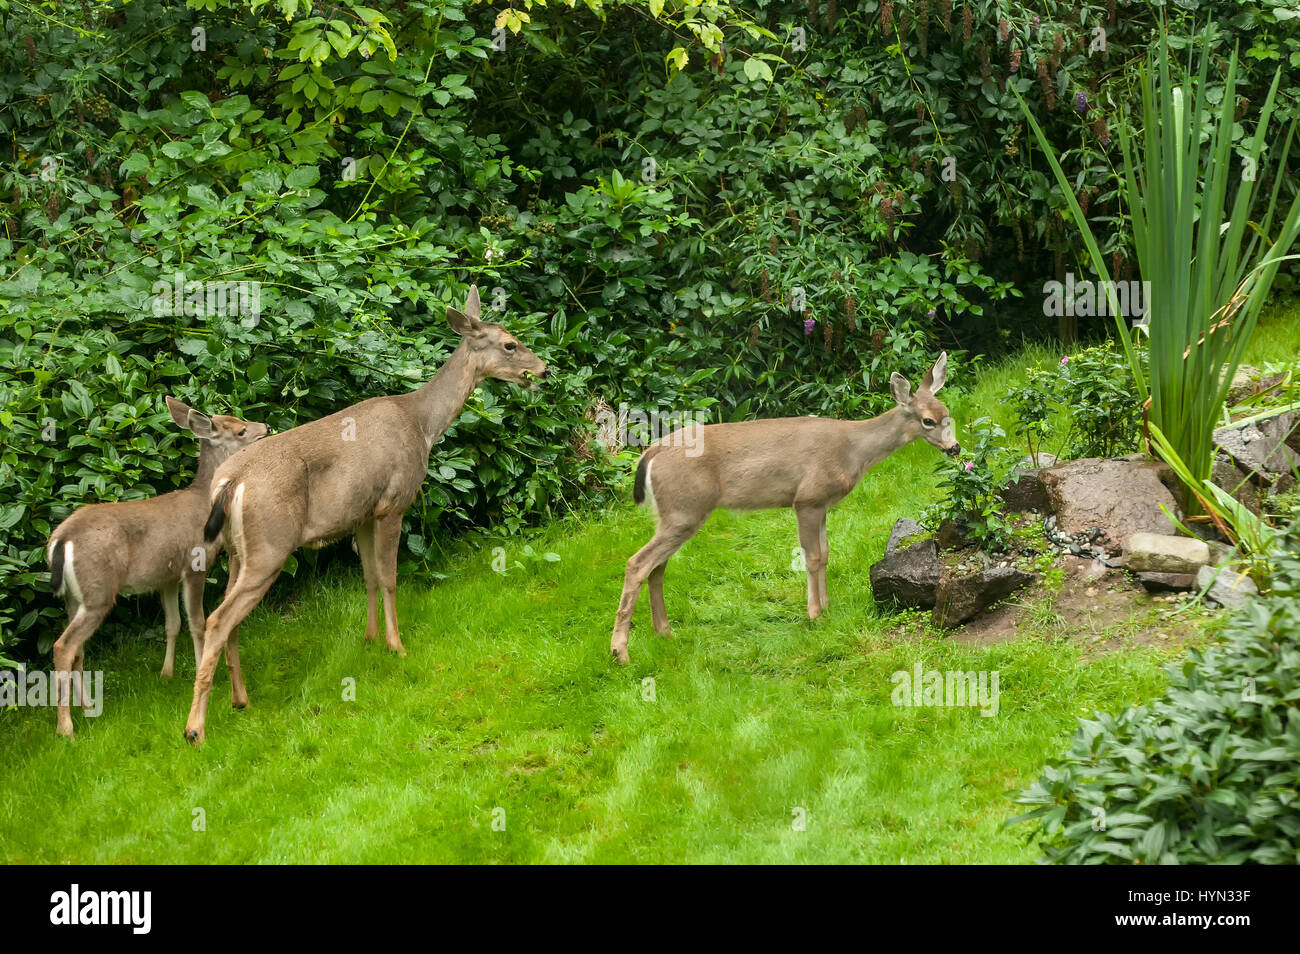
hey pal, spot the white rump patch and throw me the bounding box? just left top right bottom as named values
left=230, top=482, right=247, bottom=588
left=62, top=541, right=82, bottom=605
left=644, top=457, right=657, bottom=515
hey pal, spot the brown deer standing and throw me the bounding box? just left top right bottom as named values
left=46, top=397, right=268, bottom=737
left=184, top=286, right=548, bottom=745
left=610, top=354, right=959, bottom=663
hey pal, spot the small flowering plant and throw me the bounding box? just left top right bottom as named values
left=924, top=416, right=1015, bottom=551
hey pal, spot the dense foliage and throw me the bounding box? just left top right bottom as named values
left=2, top=0, right=1298, bottom=658
left=1011, top=519, right=1300, bottom=863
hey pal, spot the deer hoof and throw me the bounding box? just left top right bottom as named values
left=610, top=647, right=630, bottom=665
left=232, top=701, right=247, bottom=710
left=184, top=728, right=203, bottom=746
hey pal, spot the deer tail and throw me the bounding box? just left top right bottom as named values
left=633, top=445, right=663, bottom=507
left=204, top=479, right=234, bottom=543
left=48, top=538, right=66, bottom=595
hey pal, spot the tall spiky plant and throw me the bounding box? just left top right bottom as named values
left=1015, top=21, right=1300, bottom=509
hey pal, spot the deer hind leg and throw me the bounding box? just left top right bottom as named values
left=159, top=582, right=182, bottom=680
left=355, top=520, right=380, bottom=644
left=648, top=562, right=671, bottom=637
left=181, top=567, right=207, bottom=672
left=611, top=516, right=703, bottom=664
left=796, top=505, right=829, bottom=620
left=373, top=512, right=407, bottom=657
left=184, top=562, right=280, bottom=746
left=52, top=602, right=110, bottom=738
left=818, top=513, right=830, bottom=611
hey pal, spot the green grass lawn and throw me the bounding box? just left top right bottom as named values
left=2, top=304, right=1295, bottom=864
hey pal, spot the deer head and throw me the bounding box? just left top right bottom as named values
left=890, top=353, right=960, bottom=457
left=165, top=396, right=269, bottom=461
left=446, top=285, right=549, bottom=389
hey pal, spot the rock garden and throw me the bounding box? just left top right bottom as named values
left=871, top=347, right=1298, bottom=643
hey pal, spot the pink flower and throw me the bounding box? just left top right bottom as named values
left=963, top=461, right=974, bottom=471
left=1060, top=355, right=1070, bottom=365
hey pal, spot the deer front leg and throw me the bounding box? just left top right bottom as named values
left=355, top=521, right=380, bottom=644
left=373, top=512, right=407, bottom=657
left=159, top=582, right=181, bottom=680
left=796, top=505, right=828, bottom=620
left=181, top=567, right=208, bottom=671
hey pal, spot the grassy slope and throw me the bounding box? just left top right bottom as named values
left=2, top=303, right=1295, bottom=864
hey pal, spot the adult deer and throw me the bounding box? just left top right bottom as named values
left=184, top=285, right=548, bottom=744
left=610, top=353, right=959, bottom=664
left=46, top=397, right=268, bottom=737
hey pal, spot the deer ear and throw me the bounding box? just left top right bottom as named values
left=186, top=409, right=215, bottom=439
left=446, top=306, right=477, bottom=336
left=890, top=372, right=912, bottom=405
left=922, top=352, right=948, bottom=394
left=165, top=396, right=193, bottom=428
left=465, top=284, right=482, bottom=319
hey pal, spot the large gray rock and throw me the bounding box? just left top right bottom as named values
left=1210, top=454, right=1264, bottom=516
left=870, top=519, right=940, bottom=608
left=1039, top=457, right=1181, bottom=544
left=1214, top=414, right=1299, bottom=491
left=1227, top=366, right=1288, bottom=406
left=1123, top=532, right=1211, bottom=574
left=932, top=565, right=1034, bottom=627
left=1196, top=564, right=1259, bottom=610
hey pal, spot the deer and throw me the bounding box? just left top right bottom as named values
left=46, top=397, right=269, bottom=737
left=609, top=353, right=959, bottom=664
left=183, top=285, right=548, bottom=745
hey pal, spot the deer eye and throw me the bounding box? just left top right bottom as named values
left=922, top=418, right=936, bottom=428
left=237, top=427, right=247, bottom=437
left=504, top=341, right=517, bottom=352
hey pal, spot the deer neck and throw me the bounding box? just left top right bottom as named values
left=850, top=405, right=913, bottom=475
left=410, top=342, right=482, bottom=454
left=190, top=440, right=222, bottom=493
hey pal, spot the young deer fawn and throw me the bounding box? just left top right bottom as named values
left=610, top=354, right=959, bottom=663
left=184, top=286, right=548, bottom=745
left=46, top=397, right=268, bottom=737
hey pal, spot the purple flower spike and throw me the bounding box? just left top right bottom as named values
left=804, top=317, right=816, bottom=336
left=1075, top=91, right=1088, bottom=114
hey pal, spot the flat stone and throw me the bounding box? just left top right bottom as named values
left=1137, top=571, right=1198, bottom=593
left=1039, top=457, right=1181, bottom=544
left=1196, top=564, right=1259, bottom=611
left=886, top=518, right=928, bottom=553
left=932, top=565, right=1034, bottom=627
left=1123, top=532, right=1211, bottom=574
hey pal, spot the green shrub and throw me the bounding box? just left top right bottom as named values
left=924, top=416, right=1014, bottom=551
left=1010, top=520, right=1300, bottom=864
left=1009, top=340, right=1143, bottom=461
